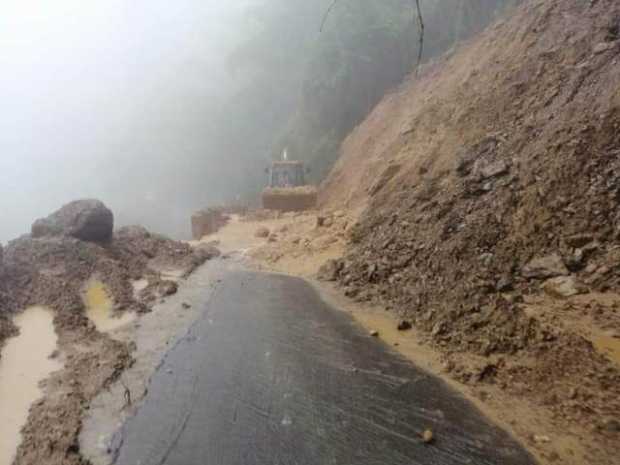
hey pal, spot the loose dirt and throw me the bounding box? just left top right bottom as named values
left=0, top=215, right=217, bottom=465
left=198, top=211, right=352, bottom=278
left=311, top=0, right=620, bottom=463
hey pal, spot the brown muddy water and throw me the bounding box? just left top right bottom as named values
left=84, top=280, right=135, bottom=333
left=0, top=306, right=62, bottom=465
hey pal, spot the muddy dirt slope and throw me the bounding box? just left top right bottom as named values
left=319, top=0, right=620, bottom=462
left=0, top=200, right=217, bottom=465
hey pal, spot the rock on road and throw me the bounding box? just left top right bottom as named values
left=113, top=271, right=535, bottom=465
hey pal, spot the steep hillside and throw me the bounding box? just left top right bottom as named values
left=321, top=0, right=620, bottom=463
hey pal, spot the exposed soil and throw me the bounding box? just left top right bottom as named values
left=200, top=211, right=352, bottom=278
left=0, top=222, right=214, bottom=465
left=314, top=0, right=620, bottom=463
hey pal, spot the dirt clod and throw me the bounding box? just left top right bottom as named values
left=422, top=429, right=434, bottom=444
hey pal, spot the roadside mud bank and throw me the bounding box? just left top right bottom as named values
left=0, top=199, right=220, bottom=465
left=0, top=307, right=61, bottom=465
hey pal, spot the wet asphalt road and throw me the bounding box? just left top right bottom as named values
left=113, top=271, right=535, bottom=465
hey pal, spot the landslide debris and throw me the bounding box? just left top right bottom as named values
left=0, top=199, right=217, bottom=465
left=319, top=0, right=620, bottom=461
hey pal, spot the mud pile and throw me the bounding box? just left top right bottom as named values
left=319, top=0, right=620, bottom=459
left=0, top=200, right=216, bottom=465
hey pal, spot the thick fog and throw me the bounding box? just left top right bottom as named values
left=0, top=0, right=254, bottom=242
left=0, top=0, right=518, bottom=244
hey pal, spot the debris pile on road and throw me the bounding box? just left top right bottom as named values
left=0, top=199, right=218, bottom=465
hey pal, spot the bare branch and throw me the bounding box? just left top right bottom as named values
left=320, top=0, right=340, bottom=32
left=414, top=0, right=425, bottom=76
left=319, top=0, right=425, bottom=77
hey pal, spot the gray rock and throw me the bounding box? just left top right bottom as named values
left=31, top=199, right=113, bottom=243
left=317, top=259, right=342, bottom=282
left=497, top=275, right=514, bottom=292
left=193, top=243, right=221, bottom=261
left=479, top=160, right=509, bottom=180
left=565, top=233, right=594, bottom=248
left=159, top=280, right=178, bottom=297
left=542, top=276, right=586, bottom=298
left=601, top=418, right=620, bottom=432
left=522, top=254, right=568, bottom=279
left=593, top=41, right=617, bottom=54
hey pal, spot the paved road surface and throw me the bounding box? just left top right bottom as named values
left=113, top=271, right=535, bottom=465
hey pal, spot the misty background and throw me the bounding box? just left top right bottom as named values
left=0, top=0, right=518, bottom=243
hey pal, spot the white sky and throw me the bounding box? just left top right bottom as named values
left=0, top=0, right=249, bottom=241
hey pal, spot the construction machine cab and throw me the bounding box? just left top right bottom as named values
left=268, top=161, right=308, bottom=188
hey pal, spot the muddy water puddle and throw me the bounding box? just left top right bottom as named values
left=84, top=280, right=135, bottom=333
left=0, top=307, right=62, bottom=465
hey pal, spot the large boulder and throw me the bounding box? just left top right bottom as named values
left=32, top=199, right=114, bottom=243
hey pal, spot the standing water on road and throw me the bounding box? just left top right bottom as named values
left=0, top=307, right=62, bottom=465
left=84, top=280, right=134, bottom=333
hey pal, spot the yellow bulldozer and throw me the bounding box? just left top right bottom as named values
left=262, top=159, right=317, bottom=212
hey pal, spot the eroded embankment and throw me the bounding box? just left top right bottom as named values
left=315, top=0, right=620, bottom=463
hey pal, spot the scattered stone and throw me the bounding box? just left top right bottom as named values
left=566, top=248, right=585, bottom=271
left=431, top=322, right=446, bottom=337
left=317, top=259, right=342, bottom=281
left=193, top=243, right=221, bottom=261
left=316, top=216, right=326, bottom=227
left=370, top=330, right=379, bottom=337
left=568, top=387, right=578, bottom=399
left=601, top=418, right=620, bottom=432
left=182, top=302, right=192, bottom=309
left=497, top=275, right=514, bottom=292
left=159, top=280, right=178, bottom=297
left=254, top=227, right=270, bottom=238
left=533, top=434, right=551, bottom=444
left=479, top=160, right=510, bottom=180
left=542, top=276, right=587, bottom=298
left=593, top=41, right=617, bottom=54
left=522, top=254, right=569, bottom=279
left=31, top=199, right=114, bottom=243
left=397, top=320, right=412, bottom=331
left=268, top=233, right=278, bottom=243
left=422, top=429, right=434, bottom=444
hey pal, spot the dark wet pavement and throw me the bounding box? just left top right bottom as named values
left=114, top=271, right=535, bottom=465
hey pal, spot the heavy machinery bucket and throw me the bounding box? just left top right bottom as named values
left=261, top=186, right=317, bottom=212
